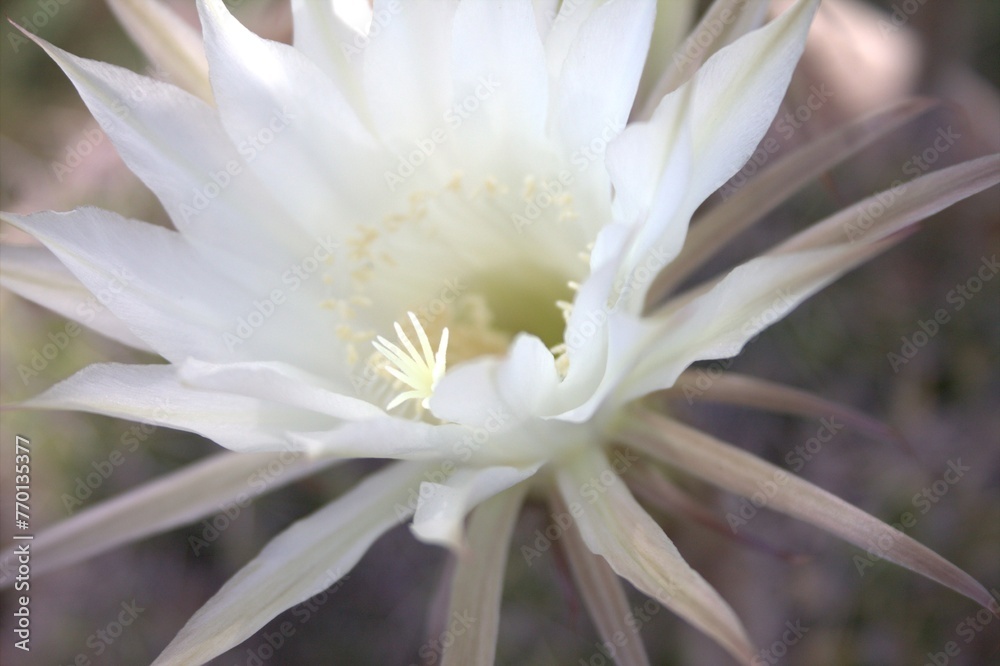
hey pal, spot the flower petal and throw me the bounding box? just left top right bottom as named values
left=776, top=153, right=1000, bottom=253
left=548, top=0, right=655, bottom=158
left=177, top=358, right=383, bottom=419
left=634, top=0, right=770, bottom=121
left=620, top=154, right=1000, bottom=404
left=648, top=97, right=939, bottom=302
left=607, top=0, right=818, bottom=312
left=197, top=0, right=381, bottom=235
left=411, top=463, right=540, bottom=550
left=619, top=242, right=899, bottom=403
left=0, top=450, right=336, bottom=586
left=439, top=484, right=528, bottom=666
left=632, top=0, right=698, bottom=119
left=105, top=0, right=212, bottom=101
left=555, top=447, right=755, bottom=664
left=0, top=243, right=154, bottom=353
left=362, top=0, right=458, bottom=140
left=2, top=209, right=337, bottom=371
left=668, top=371, right=901, bottom=445
left=152, top=461, right=431, bottom=665
left=290, top=414, right=501, bottom=462
left=22, top=363, right=331, bottom=452
left=290, top=0, right=367, bottom=112
left=19, top=32, right=297, bottom=271
left=450, top=0, right=549, bottom=141
left=625, top=412, right=999, bottom=613
left=551, top=487, right=651, bottom=666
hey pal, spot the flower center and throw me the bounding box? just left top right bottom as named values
left=322, top=156, right=601, bottom=413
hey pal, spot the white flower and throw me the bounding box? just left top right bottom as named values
left=1, top=1, right=998, bottom=664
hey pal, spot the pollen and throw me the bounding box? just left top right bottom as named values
left=372, top=312, right=450, bottom=411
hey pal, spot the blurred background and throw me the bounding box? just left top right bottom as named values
left=0, top=0, right=997, bottom=664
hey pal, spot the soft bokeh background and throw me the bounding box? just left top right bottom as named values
left=0, top=1, right=997, bottom=664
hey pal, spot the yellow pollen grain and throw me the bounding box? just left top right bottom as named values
left=445, top=170, right=464, bottom=191
left=347, top=226, right=379, bottom=261
left=522, top=175, right=537, bottom=200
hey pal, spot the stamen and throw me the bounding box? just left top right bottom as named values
left=372, top=312, right=450, bottom=410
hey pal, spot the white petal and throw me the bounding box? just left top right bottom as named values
left=556, top=447, right=755, bottom=664
left=551, top=488, right=651, bottom=666
left=197, top=0, right=380, bottom=235
left=0, top=450, right=337, bottom=586
left=289, top=418, right=479, bottom=461
left=669, top=371, right=899, bottom=444
left=542, top=0, right=600, bottom=84
left=362, top=0, right=458, bottom=140
left=620, top=154, right=1000, bottom=404
left=290, top=0, right=367, bottom=111
left=440, top=484, right=527, bottom=666
left=177, top=358, right=383, bottom=419
left=451, top=0, right=549, bottom=138
left=430, top=356, right=510, bottom=426
left=105, top=0, right=212, bottom=101
left=776, top=153, right=1000, bottom=253
left=620, top=243, right=896, bottom=403
left=649, top=98, right=939, bottom=301
left=496, top=334, right=563, bottom=415
left=626, top=413, right=1000, bottom=613
left=607, top=0, right=818, bottom=312
left=22, top=33, right=298, bottom=271
left=0, top=243, right=154, bottom=353
left=23, top=363, right=331, bottom=452
left=411, top=463, right=540, bottom=550
left=633, top=0, right=699, bottom=119
left=3, top=209, right=245, bottom=363
left=549, top=0, right=655, bottom=158
left=2, top=209, right=338, bottom=371
left=152, top=462, right=431, bottom=665
left=432, top=332, right=561, bottom=424
left=634, top=0, right=770, bottom=120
